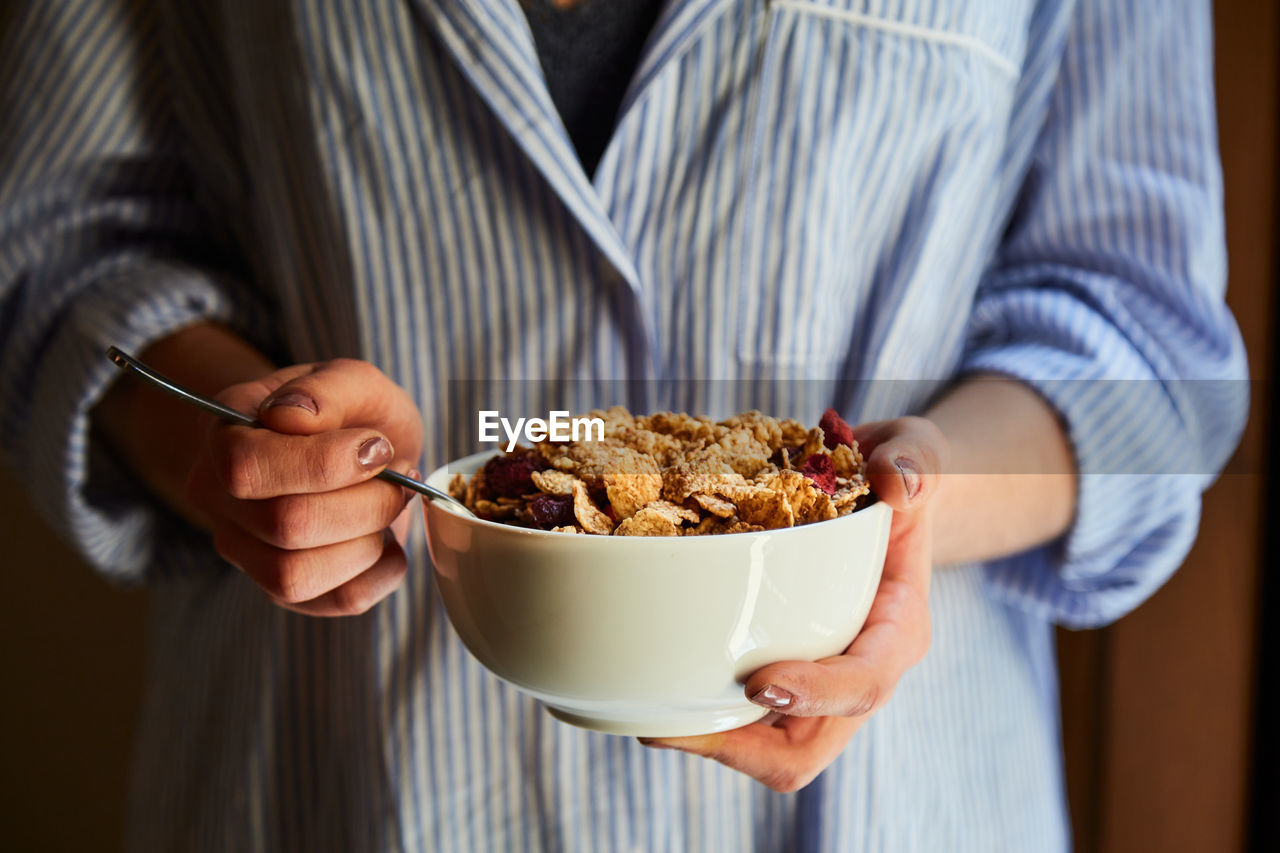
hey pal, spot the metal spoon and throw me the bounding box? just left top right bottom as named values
left=106, top=346, right=475, bottom=516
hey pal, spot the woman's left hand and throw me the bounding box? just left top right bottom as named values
left=640, top=416, right=946, bottom=792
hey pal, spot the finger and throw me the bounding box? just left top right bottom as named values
left=213, top=523, right=390, bottom=604
left=208, top=422, right=395, bottom=500
left=274, top=535, right=409, bottom=617
left=851, top=416, right=947, bottom=512
left=390, top=476, right=418, bottom=546
left=643, top=715, right=860, bottom=793
left=742, top=586, right=929, bottom=717
left=255, top=358, right=419, bottom=442
left=213, top=363, right=318, bottom=419
left=744, top=512, right=933, bottom=718
left=200, top=463, right=415, bottom=549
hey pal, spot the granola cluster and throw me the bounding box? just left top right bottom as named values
left=449, top=407, right=872, bottom=535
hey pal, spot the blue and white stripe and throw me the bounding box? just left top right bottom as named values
left=0, top=0, right=1247, bottom=850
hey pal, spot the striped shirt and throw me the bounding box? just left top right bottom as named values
left=0, top=1, right=1248, bottom=851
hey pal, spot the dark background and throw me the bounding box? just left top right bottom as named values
left=1, top=1, right=1276, bottom=850
left=1055, top=2, right=1277, bottom=851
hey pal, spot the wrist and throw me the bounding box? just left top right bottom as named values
left=92, top=323, right=275, bottom=528
left=924, top=374, right=1077, bottom=565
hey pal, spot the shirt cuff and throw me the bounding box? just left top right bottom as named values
left=16, top=261, right=270, bottom=585
left=960, top=335, right=1230, bottom=628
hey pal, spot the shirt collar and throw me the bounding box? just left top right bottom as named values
left=407, top=0, right=733, bottom=271
left=407, top=0, right=642, bottom=288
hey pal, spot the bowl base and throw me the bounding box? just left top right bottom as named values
left=544, top=703, right=769, bottom=738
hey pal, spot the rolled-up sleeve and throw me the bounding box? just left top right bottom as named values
left=964, top=0, right=1249, bottom=628
left=0, top=2, right=269, bottom=584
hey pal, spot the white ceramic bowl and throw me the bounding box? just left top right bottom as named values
left=423, top=450, right=892, bottom=737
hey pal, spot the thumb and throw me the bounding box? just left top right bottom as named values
left=257, top=358, right=398, bottom=437
left=852, top=416, right=947, bottom=513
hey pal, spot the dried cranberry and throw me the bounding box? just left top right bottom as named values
left=484, top=453, right=543, bottom=498
left=819, top=407, right=855, bottom=449
left=530, top=494, right=575, bottom=529
left=800, top=453, right=837, bottom=495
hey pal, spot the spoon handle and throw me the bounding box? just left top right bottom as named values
left=105, top=346, right=470, bottom=513
left=108, top=346, right=256, bottom=426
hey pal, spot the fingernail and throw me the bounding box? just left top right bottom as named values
left=749, top=685, right=795, bottom=709
left=358, top=437, right=393, bottom=470
left=637, top=738, right=675, bottom=750
left=895, top=457, right=921, bottom=501
left=265, top=391, right=318, bottom=415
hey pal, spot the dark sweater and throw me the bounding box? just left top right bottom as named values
left=522, top=0, right=666, bottom=176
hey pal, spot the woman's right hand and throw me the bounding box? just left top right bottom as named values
left=183, top=358, right=424, bottom=616
left=96, top=325, right=425, bottom=617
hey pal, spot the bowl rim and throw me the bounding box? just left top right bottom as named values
left=424, top=449, right=887, bottom=541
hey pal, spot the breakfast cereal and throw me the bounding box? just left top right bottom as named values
left=448, top=408, right=872, bottom=535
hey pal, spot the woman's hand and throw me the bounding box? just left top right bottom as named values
left=183, top=358, right=425, bottom=616
left=95, top=324, right=425, bottom=617
left=639, top=416, right=946, bottom=792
